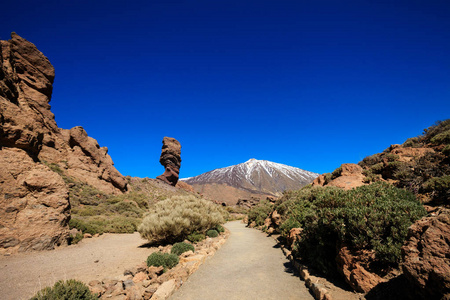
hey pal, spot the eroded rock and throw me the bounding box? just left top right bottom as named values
left=156, top=137, right=181, bottom=186
left=335, top=245, right=385, bottom=293
left=0, top=33, right=127, bottom=253
left=402, top=208, right=450, bottom=299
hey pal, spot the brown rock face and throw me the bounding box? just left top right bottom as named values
left=0, top=148, right=70, bottom=252
left=402, top=208, right=450, bottom=299
left=336, top=246, right=385, bottom=293
left=156, top=137, right=181, bottom=186
left=327, top=163, right=366, bottom=190
left=0, top=33, right=127, bottom=252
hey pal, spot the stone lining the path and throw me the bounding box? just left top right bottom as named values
left=279, top=244, right=364, bottom=300
left=88, top=230, right=230, bottom=300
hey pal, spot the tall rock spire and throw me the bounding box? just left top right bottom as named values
left=156, top=137, right=181, bottom=186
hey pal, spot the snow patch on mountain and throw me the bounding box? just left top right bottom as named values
left=183, top=159, right=319, bottom=196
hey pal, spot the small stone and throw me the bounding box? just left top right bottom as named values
left=83, top=233, right=92, bottom=238
left=133, top=272, right=148, bottom=283
left=123, top=279, right=135, bottom=290
left=89, top=280, right=101, bottom=287
left=151, top=279, right=176, bottom=300
left=148, top=266, right=164, bottom=279
left=180, top=250, right=194, bottom=258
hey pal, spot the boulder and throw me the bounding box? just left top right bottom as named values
left=150, top=279, right=177, bottom=300
left=156, top=137, right=181, bottom=186
left=402, top=208, right=450, bottom=299
left=287, top=227, right=302, bottom=250
left=312, top=174, right=328, bottom=186
left=336, top=245, right=385, bottom=293
left=0, top=148, right=70, bottom=253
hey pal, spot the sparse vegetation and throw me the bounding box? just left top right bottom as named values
left=356, top=119, right=450, bottom=205
left=331, top=166, right=342, bottom=179
left=30, top=279, right=97, bottom=300
left=146, top=252, right=179, bottom=271
left=214, top=224, right=225, bottom=233
left=247, top=199, right=272, bottom=226
left=138, top=195, right=226, bottom=243
left=171, top=242, right=195, bottom=256
left=68, top=232, right=83, bottom=245
left=187, top=232, right=206, bottom=243
left=63, top=177, right=151, bottom=235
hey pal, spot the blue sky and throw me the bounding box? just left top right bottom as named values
left=1, top=0, right=449, bottom=178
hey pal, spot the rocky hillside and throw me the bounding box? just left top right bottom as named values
left=0, top=33, right=128, bottom=253
left=255, top=120, right=449, bottom=299
left=313, top=119, right=450, bottom=207
left=183, top=159, right=318, bottom=205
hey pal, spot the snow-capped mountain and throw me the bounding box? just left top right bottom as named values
left=182, top=159, right=319, bottom=204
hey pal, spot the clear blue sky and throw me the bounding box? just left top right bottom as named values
left=2, top=0, right=449, bottom=178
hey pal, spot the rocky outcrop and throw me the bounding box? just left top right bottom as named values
left=336, top=246, right=385, bottom=293
left=327, top=164, right=366, bottom=190
left=156, top=137, right=181, bottom=186
left=0, top=33, right=127, bottom=253
left=0, top=148, right=70, bottom=252
left=402, top=208, right=450, bottom=299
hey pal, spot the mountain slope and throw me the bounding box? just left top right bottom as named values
left=183, top=159, right=319, bottom=204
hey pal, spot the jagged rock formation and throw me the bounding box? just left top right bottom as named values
left=402, top=207, right=450, bottom=299
left=313, top=163, right=365, bottom=190
left=0, top=33, right=127, bottom=253
left=156, top=137, right=181, bottom=186
left=183, top=159, right=318, bottom=205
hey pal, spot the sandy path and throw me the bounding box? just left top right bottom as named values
left=0, top=232, right=152, bottom=300
left=170, top=221, right=314, bottom=300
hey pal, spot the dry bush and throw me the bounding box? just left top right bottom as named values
left=138, top=195, right=225, bottom=243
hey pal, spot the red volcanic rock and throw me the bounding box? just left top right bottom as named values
left=312, top=174, right=327, bottom=187
left=156, top=137, right=181, bottom=186
left=0, top=33, right=127, bottom=253
left=175, top=180, right=195, bottom=193
left=328, top=163, right=365, bottom=190
left=402, top=208, right=450, bottom=299
left=335, top=246, right=385, bottom=293
left=0, top=148, right=70, bottom=252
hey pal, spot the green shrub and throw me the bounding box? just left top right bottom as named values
left=171, top=242, right=195, bottom=256
left=359, top=153, right=383, bottom=168
left=370, top=162, right=385, bottom=174
left=68, top=233, right=83, bottom=245
left=214, top=224, right=225, bottom=233
left=69, top=218, right=99, bottom=235
left=295, top=183, right=426, bottom=275
left=362, top=169, right=382, bottom=183
left=146, top=252, right=179, bottom=271
left=187, top=232, right=205, bottom=243
left=69, top=216, right=140, bottom=234
left=403, top=137, right=422, bottom=148
left=138, top=195, right=226, bottom=243
left=206, top=229, right=219, bottom=237
left=442, top=145, right=450, bottom=156
left=30, top=279, right=97, bottom=300
left=247, top=199, right=272, bottom=226
left=331, top=166, right=342, bottom=179
left=425, top=120, right=450, bottom=145
left=422, top=176, right=450, bottom=204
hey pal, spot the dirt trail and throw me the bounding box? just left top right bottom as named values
left=0, top=232, right=152, bottom=300
left=170, top=221, right=314, bottom=300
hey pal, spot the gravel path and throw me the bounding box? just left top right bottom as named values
left=170, top=221, right=314, bottom=300
left=0, top=232, right=152, bottom=300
